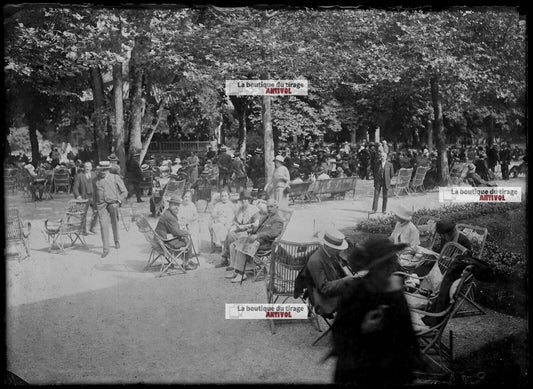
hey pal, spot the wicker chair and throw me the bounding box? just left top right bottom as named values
left=266, top=240, right=320, bottom=334
left=44, top=199, right=90, bottom=253
left=6, top=209, right=31, bottom=261
left=393, top=168, right=413, bottom=197
left=410, top=166, right=430, bottom=193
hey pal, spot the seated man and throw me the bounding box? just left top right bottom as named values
left=465, top=164, right=497, bottom=187
left=215, top=190, right=260, bottom=269
left=154, top=194, right=197, bottom=270
left=24, top=163, right=46, bottom=201
left=306, top=229, right=366, bottom=316
left=226, top=199, right=284, bottom=282
left=434, top=219, right=473, bottom=254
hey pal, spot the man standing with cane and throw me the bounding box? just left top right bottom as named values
left=93, top=161, right=128, bottom=258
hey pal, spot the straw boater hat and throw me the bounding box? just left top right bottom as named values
left=96, top=161, right=111, bottom=170
left=320, top=229, right=348, bottom=251
left=141, top=164, right=149, bottom=171
left=394, top=205, right=413, bottom=222
left=274, top=155, right=285, bottom=163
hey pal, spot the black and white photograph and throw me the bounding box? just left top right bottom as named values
left=3, top=4, right=528, bottom=385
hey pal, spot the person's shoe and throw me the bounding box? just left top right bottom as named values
left=226, top=266, right=234, bottom=271
left=184, top=263, right=196, bottom=271
left=89, top=229, right=96, bottom=234
left=137, top=199, right=144, bottom=203
left=115, top=241, right=120, bottom=249
left=225, top=272, right=237, bottom=279
left=187, top=261, right=198, bottom=269
left=214, top=258, right=230, bottom=268
left=369, top=210, right=377, bottom=214
left=101, top=250, right=110, bottom=258
left=231, top=274, right=246, bottom=282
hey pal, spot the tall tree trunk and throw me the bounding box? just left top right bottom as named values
left=90, top=66, right=108, bottom=161
left=263, top=93, right=274, bottom=186
left=430, top=73, right=449, bottom=185
left=426, top=116, right=433, bottom=149
left=28, top=118, right=40, bottom=168
left=238, top=109, right=247, bottom=158
left=113, top=62, right=126, bottom=173
left=140, top=101, right=165, bottom=164
left=128, top=42, right=144, bottom=155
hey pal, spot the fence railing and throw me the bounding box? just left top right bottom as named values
left=147, top=141, right=211, bottom=155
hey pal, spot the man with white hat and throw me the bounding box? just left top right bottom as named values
left=93, top=161, right=128, bottom=258
left=270, top=155, right=290, bottom=209
left=306, top=229, right=367, bottom=315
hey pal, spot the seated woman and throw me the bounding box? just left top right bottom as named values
left=208, top=190, right=236, bottom=249
left=177, top=190, right=201, bottom=254
left=465, top=164, right=497, bottom=187
left=389, top=205, right=423, bottom=270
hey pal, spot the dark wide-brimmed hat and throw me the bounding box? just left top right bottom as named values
left=107, top=153, right=119, bottom=162
left=348, top=237, right=408, bottom=270
left=168, top=194, right=181, bottom=205
left=239, top=190, right=254, bottom=201
left=436, top=220, right=456, bottom=234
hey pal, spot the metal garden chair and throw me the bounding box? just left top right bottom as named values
left=44, top=199, right=90, bottom=253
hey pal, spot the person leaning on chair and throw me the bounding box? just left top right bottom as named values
left=227, top=198, right=284, bottom=283
left=72, top=161, right=98, bottom=234
left=93, top=161, right=128, bottom=258
left=433, top=219, right=473, bottom=254
left=154, top=194, right=198, bottom=271
left=371, top=152, right=395, bottom=214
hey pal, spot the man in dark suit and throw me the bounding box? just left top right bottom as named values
left=93, top=161, right=128, bottom=258
left=217, top=146, right=233, bottom=190
left=73, top=161, right=98, bottom=234
left=371, top=152, right=395, bottom=213
left=154, top=194, right=197, bottom=270
left=228, top=199, right=284, bottom=282
left=125, top=151, right=143, bottom=203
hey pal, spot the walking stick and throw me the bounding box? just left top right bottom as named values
left=186, top=224, right=200, bottom=266
left=117, top=201, right=130, bottom=231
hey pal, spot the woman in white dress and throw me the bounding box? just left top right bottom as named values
left=178, top=190, right=201, bottom=254
left=208, top=190, right=236, bottom=249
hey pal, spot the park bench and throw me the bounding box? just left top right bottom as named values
left=288, top=181, right=313, bottom=204
left=305, top=176, right=357, bottom=202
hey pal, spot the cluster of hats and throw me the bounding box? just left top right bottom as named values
left=96, top=161, right=111, bottom=170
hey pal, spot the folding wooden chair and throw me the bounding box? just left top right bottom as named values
left=453, top=224, right=488, bottom=317
left=44, top=199, right=90, bottom=253
left=6, top=209, right=31, bottom=261
left=410, top=165, right=430, bottom=193
left=393, top=168, right=413, bottom=197
left=133, top=214, right=188, bottom=277
left=410, top=265, right=475, bottom=376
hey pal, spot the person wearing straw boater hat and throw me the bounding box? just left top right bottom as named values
left=389, top=204, right=420, bottom=247
left=305, top=229, right=369, bottom=316
left=125, top=150, right=144, bottom=203
left=331, top=236, right=422, bottom=386
left=93, top=161, right=128, bottom=258
left=154, top=193, right=197, bottom=270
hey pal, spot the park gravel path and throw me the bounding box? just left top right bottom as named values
left=5, top=178, right=527, bottom=384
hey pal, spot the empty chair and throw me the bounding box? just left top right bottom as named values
left=393, top=168, right=413, bottom=197
left=410, top=166, right=430, bottom=193
left=6, top=209, right=31, bottom=261
left=44, top=199, right=90, bottom=253
left=53, top=168, right=71, bottom=193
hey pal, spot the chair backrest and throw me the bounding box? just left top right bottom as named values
left=414, top=215, right=438, bottom=249
left=411, top=166, right=430, bottom=186
left=64, top=200, right=90, bottom=228
left=269, top=240, right=321, bottom=295
left=289, top=181, right=312, bottom=196
left=455, top=224, right=488, bottom=259
left=134, top=214, right=164, bottom=254
left=397, top=168, right=413, bottom=186
left=164, top=179, right=187, bottom=199
left=6, top=209, right=24, bottom=241
left=437, top=241, right=469, bottom=274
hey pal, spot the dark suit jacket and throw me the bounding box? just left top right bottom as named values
left=374, top=161, right=395, bottom=189
left=252, top=212, right=284, bottom=250
left=155, top=209, right=189, bottom=240
left=73, top=171, right=96, bottom=200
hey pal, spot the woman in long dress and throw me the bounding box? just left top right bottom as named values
left=178, top=190, right=201, bottom=254
left=208, top=190, right=236, bottom=249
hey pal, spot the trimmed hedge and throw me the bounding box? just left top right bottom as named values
left=354, top=202, right=527, bottom=310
